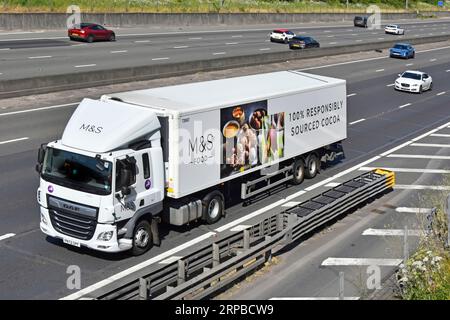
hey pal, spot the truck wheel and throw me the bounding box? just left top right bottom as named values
left=292, top=159, right=305, bottom=185
left=305, top=154, right=320, bottom=179
left=131, top=219, right=152, bottom=256
left=202, top=191, right=224, bottom=224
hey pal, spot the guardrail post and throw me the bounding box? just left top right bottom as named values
left=139, top=277, right=148, bottom=300
left=243, top=230, right=250, bottom=250
left=212, top=243, right=220, bottom=267
left=403, top=225, right=409, bottom=262
left=177, top=260, right=186, bottom=285
left=265, top=235, right=272, bottom=263
left=446, top=195, right=450, bottom=249
left=339, top=272, right=345, bottom=300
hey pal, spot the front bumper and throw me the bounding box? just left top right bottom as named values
left=270, top=37, right=288, bottom=43
left=390, top=52, right=408, bottom=58
left=39, top=207, right=132, bottom=253
left=395, top=84, right=420, bottom=92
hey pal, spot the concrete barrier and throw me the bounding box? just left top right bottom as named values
left=0, top=34, right=449, bottom=99
left=1, top=12, right=450, bottom=30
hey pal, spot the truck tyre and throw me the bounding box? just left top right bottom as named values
left=131, top=219, right=152, bottom=256
left=292, top=159, right=305, bottom=185
left=305, top=154, right=320, bottom=179
left=202, top=191, right=224, bottom=224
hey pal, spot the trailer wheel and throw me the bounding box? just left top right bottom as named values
left=202, top=191, right=224, bottom=224
left=305, top=154, right=320, bottom=179
left=292, top=159, right=305, bottom=185
left=131, top=219, right=153, bottom=256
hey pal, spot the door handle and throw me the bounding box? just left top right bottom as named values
left=140, top=199, right=145, bottom=207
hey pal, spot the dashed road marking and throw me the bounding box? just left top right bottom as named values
left=362, top=228, right=422, bottom=236
left=151, top=57, right=170, bottom=61
left=0, top=233, right=15, bottom=241
left=322, top=258, right=402, bottom=266
left=349, top=118, right=365, bottom=125
left=411, top=143, right=450, bottom=148
left=395, top=207, right=433, bottom=214
left=387, top=154, right=450, bottom=160
left=360, top=167, right=450, bottom=174
left=347, top=93, right=357, bottom=97
left=395, top=185, right=450, bottom=191
left=28, top=55, right=52, bottom=59
left=0, top=137, right=29, bottom=145
left=398, top=103, right=411, bottom=109
left=74, top=64, right=96, bottom=68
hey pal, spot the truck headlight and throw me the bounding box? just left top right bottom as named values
left=41, top=213, right=48, bottom=225
left=97, top=231, right=114, bottom=241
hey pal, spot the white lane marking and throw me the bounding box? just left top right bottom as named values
left=378, top=37, right=385, bottom=40
left=226, top=42, right=238, bottom=45
left=213, top=52, right=226, bottom=55
left=329, top=42, right=337, bottom=45
left=327, top=35, right=335, bottom=38
left=0, top=48, right=11, bottom=51
left=284, top=190, right=307, bottom=202
left=411, top=143, right=450, bottom=148
left=359, top=167, right=450, bottom=174
left=347, top=93, right=357, bottom=97
left=134, top=40, right=150, bottom=43
left=189, top=37, right=202, bottom=40
left=362, top=228, right=422, bottom=237
left=375, top=69, right=385, bottom=72
left=430, top=58, right=437, bottom=62
left=398, top=103, right=411, bottom=109
left=388, top=154, right=450, bottom=160
left=372, top=32, right=378, bottom=35
left=395, top=185, right=450, bottom=191
left=28, top=55, right=52, bottom=59
left=259, top=48, right=271, bottom=51
left=230, top=225, right=252, bottom=232
left=349, top=118, right=365, bottom=125
left=325, top=182, right=341, bottom=187
left=406, top=63, right=414, bottom=66
left=173, top=46, right=188, bottom=49
left=322, top=258, right=402, bottom=266
left=281, top=201, right=300, bottom=208
left=396, top=207, right=433, bottom=214
left=71, top=44, right=87, bottom=47
left=0, top=31, right=43, bottom=35
left=386, top=83, right=395, bottom=87
left=151, top=57, right=169, bottom=61
left=61, top=231, right=216, bottom=300
left=436, top=92, right=446, bottom=96
left=270, top=297, right=360, bottom=300
left=0, top=102, right=78, bottom=117
left=231, top=35, right=242, bottom=38
left=431, top=133, right=450, bottom=137
left=355, top=39, right=363, bottom=42
left=110, top=50, right=128, bottom=53
left=0, top=233, right=15, bottom=241
left=159, top=256, right=182, bottom=264
left=0, top=137, right=29, bottom=145
left=324, top=30, right=332, bottom=33
left=447, top=70, right=450, bottom=72
left=74, top=64, right=96, bottom=68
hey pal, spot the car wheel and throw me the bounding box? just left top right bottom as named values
left=284, top=38, right=288, bottom=44
left=412, top=52, right=415, bottom=59
left=109, top=33, right=116, bottom=41
left=131, top=219, right=152, bottom=256
left=86, top=35, right=94, bottom=43
left=202, top=191, right=224, bottom=224
left=292, top=159, right=305, bottom=185
left=429, top=82, right=433, bottom=91
left=418, top=86, right=423, bottom=94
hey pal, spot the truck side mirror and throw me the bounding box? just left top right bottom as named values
left=37, top=146, right=46, bottom=164
left=35, top=163, right=43, bottom=174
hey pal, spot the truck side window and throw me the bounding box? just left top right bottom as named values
left=116, top=160, right=136, bottom=192
left=142, top=153, right=150, bottom=179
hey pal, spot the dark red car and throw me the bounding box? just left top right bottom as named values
left=68, top=23, right=116, bottom=43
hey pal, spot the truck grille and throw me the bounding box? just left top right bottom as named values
left=47, top=196, right=98, bottom=240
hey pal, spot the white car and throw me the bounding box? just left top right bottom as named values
left=385, top=24, right=405, bottom=35
left=395, top=71, right=433, bottom=93
left=269, top=29, right=296, bottom=43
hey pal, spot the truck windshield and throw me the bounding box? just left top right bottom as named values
left=41, top=148, right=112, bottom=195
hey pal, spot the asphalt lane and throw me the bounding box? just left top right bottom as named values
left=0, top=45, right=449, bottom=299
left=0, top=19, right=450, bottom=80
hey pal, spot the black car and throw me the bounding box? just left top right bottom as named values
left=289, top=36, right=320, bottom=50
left=354, top=16, right=368, bottom=28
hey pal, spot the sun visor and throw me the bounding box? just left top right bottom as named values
left=61, top=98, right=160, bottom=153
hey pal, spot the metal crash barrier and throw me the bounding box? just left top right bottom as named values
left=77, top=169, right=395, bottom=300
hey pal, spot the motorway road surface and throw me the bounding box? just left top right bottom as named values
left=0, top=19, right=450, bottom=80
left=0, top=42, right=450, bottom=299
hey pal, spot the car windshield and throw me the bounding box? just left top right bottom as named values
left=42, top=147, right=112, bottom=195
left=401, top=72, right=422, bottom=80
left=73, top=23, right=92, bottom=29
left=394, top=44, right=408, bottom=50
left=387, top=25, right=397, bottom=28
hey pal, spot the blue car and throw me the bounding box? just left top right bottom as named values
left=390, top=43, right=415, bottom=59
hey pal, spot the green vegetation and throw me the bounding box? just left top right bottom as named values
left=396, top=177, right=450, bottom=299
left=0, top=0, right=448, bottom=13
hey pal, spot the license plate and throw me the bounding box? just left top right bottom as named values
left=63, top=238, right=81, bottom=247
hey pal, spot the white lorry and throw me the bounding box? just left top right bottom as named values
left=36, top=70, right=347, bottom=255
